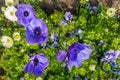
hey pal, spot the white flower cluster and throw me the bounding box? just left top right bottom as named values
left=4, top=6, right=17, bottom=22
left=3, top=0, right=19, bottom=22
left=1, top=32, right=21, bottom=48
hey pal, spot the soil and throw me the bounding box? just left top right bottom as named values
left=39, top=0, right=80, bottom=15
left=0, top=0, right=4, bottom=9
left=0, top=0, right=120, bottom=14
left=99, top=0, right=120, bottom=8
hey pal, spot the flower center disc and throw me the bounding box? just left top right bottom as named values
left=33, top=58, right=39, bottom=66
left=34, top=28, right=41, bottom=36
left=35, top=31, right=39, bottom=35
left=10, top=11, right=14, bottom=16
left=24, top=11, right=29, bottom=17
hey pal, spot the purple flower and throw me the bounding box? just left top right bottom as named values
left=27, top=52, right=33, bottom=58
left=100, top=40, right=104, bottom=45
left=60, top=20, right=67, bottom=26
left=67, top=42, right=92, bottom=69
left=88, top=3, right=97, bottom=13
left=71, top=29, right=82, bottom=36
left=24, top=54, right=49, bottom=76
left=25, top=18, right=48, bottom=44
left=50, top=33, right=58, bottom=42
left=42, top=44, right=49, bottom=49
left=109, top=62, right=117, bottom=68
left=101, top=50, right=120, bottom=63
left=56, top=50, right=66, bottom=61
left=64, top=12, right=73, bottom=21
left=85, top=77, right=88, bottom=80
left=101, top=58, right=110, bottom=63
left=15, top=4, right=36, bottom=26
left=112, top=78, right=117, bottom=80
left=65, top=32, right=71, bottom=38
left=51, top=41, right=58, bottom=48
left=73, top=75, right=80, bottom=80
left=61, top=57, right=68, bottom=67
left=116, top=71, right=120, bottom=74
left=53, top=23, right=58, bottom=27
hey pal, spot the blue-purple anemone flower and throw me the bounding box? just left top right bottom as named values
left=24, top=54, right=49, bottom=76
left=88, top=3, right=97, bottom=13
left=25, top=18, right=48, bottom=44
left=64, top=12, right=73, bottom=21
left=15, top=4, right=36, bottom=26
left=56, top=50, right=66, bottom=61
left=101, top=50, right=120, bottom=63
left=67, top=42, right=92, bottom=69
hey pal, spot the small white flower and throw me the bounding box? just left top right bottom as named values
left=13, top=32, right=21, bottom=41
left=5, top=0, right=14, bottom=6
left=1, top=36, right=13, bottom=48
left=106, top=8, right=116, bottom=17
left=89, top=65, right=96, bottom=71
left=4, top=6, right=17, bottom=22
left=77, top=29, right=82, bottom=34
left=1, top=7, right=6, bottom=12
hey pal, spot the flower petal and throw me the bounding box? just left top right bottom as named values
left=23, top=62, right=34, bottom=73
left=33, top=63, right=44, bottom=76
left=56, top=50, right=66, bottom=61
left=78, top=47, right=92, bottom=60
left=68, top=50, right=77, bottom=61
left=36, top=54, right=49, bottom=68
left=73, top=53, right=83, bottom=67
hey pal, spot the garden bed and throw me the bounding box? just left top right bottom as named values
left=0, top=0, right=120, bottom=80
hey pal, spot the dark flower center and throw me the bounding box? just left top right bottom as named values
left=65, top=32, right=71, bottom=38
left=68, top=15, right=72, bottom=20
left=111, top=52, right=116, bottom=57
left=33, top=57, right=39, bottom=66
left=34, top=27, right=41, bottom=36
left=24, top=11, right=29, bottom=17
left=54, top=23, right=58, bottom=27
